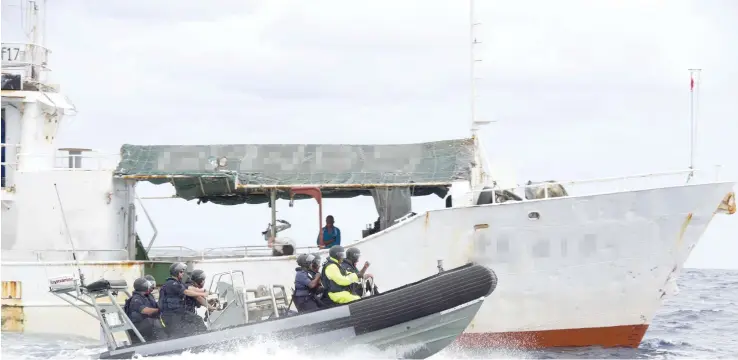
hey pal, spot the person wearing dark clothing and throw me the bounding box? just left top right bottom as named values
left=293, top=253, right=323, bottom=312
left=158, top=262, right=209, bottom=338
left=124, top=277, right=167, bottom=343
left=309, top=253, right=323, bottom=291
left=182, top=269, right=215, bottom=333
left=340, top=247, right=372, bottom=296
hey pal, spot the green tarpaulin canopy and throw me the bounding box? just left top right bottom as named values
left=114, top=138, right=476, bottom=205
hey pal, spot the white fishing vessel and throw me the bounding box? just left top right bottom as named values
left=2, top=0, right=735, bottom=349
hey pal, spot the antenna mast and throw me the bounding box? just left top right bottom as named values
left=26, top=0, right=43, bottom=80
left=469, top=0, right=482, bottom=137
left=12, top=0, right=48, bottom=83
left=687, top=68, right=701, bottom=183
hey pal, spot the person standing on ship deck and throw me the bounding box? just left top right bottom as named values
left=318, top=215, right=341, bottom=249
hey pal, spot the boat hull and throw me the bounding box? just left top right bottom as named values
left=189, top=182, right=735, bottom=348
left=2, top=182, right=734, bottom=349
left=98, top=264, right=495, bottom=359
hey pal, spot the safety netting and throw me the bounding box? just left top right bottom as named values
left=113, top=138, right=475, bottom=205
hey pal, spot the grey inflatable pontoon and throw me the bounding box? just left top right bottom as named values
left=48, top=262, right=498, bottom=359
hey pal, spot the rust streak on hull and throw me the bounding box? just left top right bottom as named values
left=1, top=305, right=25, bottom=332
left=456, top=324, right=649, bottom=349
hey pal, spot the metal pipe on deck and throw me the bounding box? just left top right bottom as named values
left=270, top=190, right=277, bottom=239
left=127, top=203, right=137, bottom=260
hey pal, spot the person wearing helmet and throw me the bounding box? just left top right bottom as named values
left=292, top=254, right=323, bottom=312
left=309, top=253, right=323, bottom=276
left=182, top=269, right=216, bottom=332
left=341, top=247, right=371, bottom=296
left=144, top=275, right=157, bottom=291
left=124, top=276, right=167, bottom=343
left=158, top=262, right=209, bottom=338
left=320, top=245, right=362, bottom=305
left=309, top=253, right=326, bottom=300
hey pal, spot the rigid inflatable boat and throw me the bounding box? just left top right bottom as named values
left=48, top=262, right=498, bottom=359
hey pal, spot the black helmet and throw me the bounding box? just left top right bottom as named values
left=329, top=245, right=345, bottom=260
left=133, top=277, right=149, bottom=292
left=190, top=269, right=206, bottom=284
left=310, top=253, right=322, bottom=267
left=170, top=262, right=187, bottom=277
left=296, top=254, right=309, bottom=268
left=144, top=275, right=156, bottom=289
left=346, top=247, right=361, bottom=263
left=304, top=254, right=316, bottom=267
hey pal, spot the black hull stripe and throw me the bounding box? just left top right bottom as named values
left=349, top=264, right=497, bottom=335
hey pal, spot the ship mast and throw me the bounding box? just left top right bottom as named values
left=686, top=68, right=701, bottom=183
left=469, top=0, right=482, bottom=137
left=24, top=0, right=48, bottom=82
left=468, top=0, right=492, bottom=186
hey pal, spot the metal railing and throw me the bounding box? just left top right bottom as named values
left=10, top=151, right=120, bottom=171
left=145, top=246, right=199, bottom=260
left=2, top=249, right=129, bottom=262
left=146, top=244, right=324, bottom=261
left=463, top=167, right=727, bottom=205
left=202, top=245, right=322, bottom=258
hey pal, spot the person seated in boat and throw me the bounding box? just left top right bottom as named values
left=321, top=245, right=363, bottom=305
left=340, top=247, right=373, bottom=297
left=158, top=262, right=209, bottom=338
left=317, top=215, right=341, bottom=249
left=182, top=269, right=217, bottom=332
left=124, top=276, right=167, bottom=343
left=309, top=253, right=326, bottom=300
left=293, top=254, right=324, bottom=312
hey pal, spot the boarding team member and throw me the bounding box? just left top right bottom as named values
left=183, top=269, right=216, bottom=333
left=308, top=253, right=323, bottom=288
left=124, top=276, right=167, bottom=343
left=321, top=245, right=368, bottom=304
left=341, top=247, right=373, bottom=297
left=293, top=253, right=323, bottom=312
left=158, top=262, right=209, bottom=337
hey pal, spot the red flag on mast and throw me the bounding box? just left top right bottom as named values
left=690, top=74, right=694, bottom=91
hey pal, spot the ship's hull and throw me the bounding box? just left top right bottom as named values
left=2, top=181, right=733, bottom=348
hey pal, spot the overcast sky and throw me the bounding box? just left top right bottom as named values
left=2, top=0, right=737, bottom=268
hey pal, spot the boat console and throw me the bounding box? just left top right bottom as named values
left=204, top=270, right=293, bottom=330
